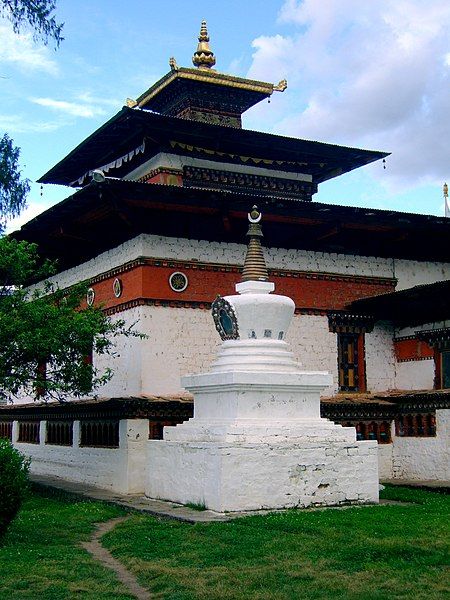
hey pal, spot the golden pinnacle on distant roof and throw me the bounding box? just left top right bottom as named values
left=192, top=20, right=216, bottom=70
left=241, top=206, right=269, bottom=282
left=443, top=182, right=448, bottom=198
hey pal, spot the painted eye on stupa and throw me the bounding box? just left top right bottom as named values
left=211, top=296, right=239, bottom=341
left=219, top=308, right=234, bottom=336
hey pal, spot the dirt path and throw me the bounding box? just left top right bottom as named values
left=81, top=516, right=151, bottom=600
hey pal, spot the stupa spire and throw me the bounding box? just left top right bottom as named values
left=192, top=20, right=216, bottom=70
left=241, top=206, right=269, bottom=282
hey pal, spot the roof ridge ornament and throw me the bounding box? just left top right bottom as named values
left=241, top=206, right=269, bottom=282
left=192, top=20, right=216, bottom=70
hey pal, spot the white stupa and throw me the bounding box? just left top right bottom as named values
left=147, top=207, right=379, bottom=512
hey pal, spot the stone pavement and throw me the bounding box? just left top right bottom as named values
left=30, top=474, right=238, bottom=523
left=31, top=474, right=428, bottom=524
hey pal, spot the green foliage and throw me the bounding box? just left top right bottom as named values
left=0, top=238, right=144, bottom=402
left=0, top=134, right=30, bottom=234
left=0, top=439, right=30, bottom=537
left=0, top=0, right=63, bottom=47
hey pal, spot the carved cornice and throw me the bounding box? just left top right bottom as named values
left=328, top=312, right=375, bottom=333
left=417, top=328, right=450, bottom=350
left=183, top=166, right=315, bottom=199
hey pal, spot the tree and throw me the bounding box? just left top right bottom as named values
left=0, top=237, right=142, bottom=402
left=0, top=0, right=63, bottom=47
left=0, top=1, right=64, bottom=232
left=0, top=134, right=30, bottom=234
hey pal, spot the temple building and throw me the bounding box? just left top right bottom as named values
left=1, top=23, right=449, bottom=490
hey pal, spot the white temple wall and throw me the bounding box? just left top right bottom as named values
left=365, top=323, right=396, bottom=392
left=36, top=233, right=450, bottom=291
left=395, top=361, right=435, bottom=390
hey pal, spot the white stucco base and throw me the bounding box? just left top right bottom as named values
left=146, top=369, right=379, bottom=512
left=146, top=437, right=379, bottom=512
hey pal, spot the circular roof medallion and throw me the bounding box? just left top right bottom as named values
left=86, top=287, right=95, bottom=306
left=113, top=277, right=123, bottom=298
left=169, top=271, right=188, bottom=293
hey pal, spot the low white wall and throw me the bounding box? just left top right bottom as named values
left=13, top=419, right=148, bottom=494
left=377, top=410, right=449, bottom=482
left=391, top=409, right=449, bottom=481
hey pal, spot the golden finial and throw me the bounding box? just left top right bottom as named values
left=444, top=182, right=448, bottom=198
left=192, top=20, right=216, bottom=70
left=169, top=57, right=179, bottom=71
left=241, top=206, right=269, bottom=282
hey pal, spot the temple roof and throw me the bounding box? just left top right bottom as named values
left=350, top=280, right=450, bottom=326
left=12, top=180, right=450, bottom=272
left=39, top=106, right=388, bottom=187
left=131, top=21, right=285, bottom=127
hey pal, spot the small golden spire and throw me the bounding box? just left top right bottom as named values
left=192, top=20, right=216, bottom=70
left=444, top=182, right=448, bottom=198
left=241, top=206, right=269, bottom=282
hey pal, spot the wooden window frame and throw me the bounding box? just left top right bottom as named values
left=337, top=331, right=367, bottom=392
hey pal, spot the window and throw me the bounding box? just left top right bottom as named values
left=436, top=349, right=450, bottom=389
left=337, top=332, right=366, bottom=392
left=395, top=413, right=436, bottom=437
left=46, top=421, right=73, bottom=446
left=18, top=421, right=40, bottom=444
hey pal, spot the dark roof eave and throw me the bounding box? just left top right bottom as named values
left=38, top=107, right=389, bottom=186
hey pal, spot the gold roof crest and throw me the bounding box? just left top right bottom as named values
left=192, top=20, right=216, bottom=70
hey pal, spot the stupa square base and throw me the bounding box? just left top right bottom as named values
left=146, top=438, right=379, bottom=512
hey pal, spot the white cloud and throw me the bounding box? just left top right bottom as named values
left=0, top=114, right=61, bottom=133
left=30, top=97, right=107, bottom=118
left=247, top=0, right=450, bottom=190
left=0, top=22, right=58, bottom=75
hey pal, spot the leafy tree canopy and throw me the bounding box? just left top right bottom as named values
left=0, top=237, right=142, bottom=402
left=0, top=0, right=64, bottom=47
left=0, top=134, right=30, bottom=234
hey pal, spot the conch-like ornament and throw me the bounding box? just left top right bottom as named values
left=126, top=98, right=137, bottom=108
left=169, top=56, right=179, bottom=71
left=273, top=79, right=288, bottom=92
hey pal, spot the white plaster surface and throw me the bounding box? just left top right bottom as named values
left=146, top=438, right=379, bottom=512
left=366, top=322, right=395, bottom=392
left=13, top=419, right=148, bottom=494
left=395, top=360, right=434, bottom=390
left=390, top=409, right=449, bottom=481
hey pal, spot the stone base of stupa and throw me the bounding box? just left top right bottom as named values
left=145, top=371, right=379, bottom=512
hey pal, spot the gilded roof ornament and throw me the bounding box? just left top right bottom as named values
left=273, top=79, right=288, bottom=92
left=126, top=98, right=137, bottom=108
left=169, top=57, right=179, bottom=71
left=192, top=20, right=216, bottom=70
left=241, top=206, right=269, bottom=282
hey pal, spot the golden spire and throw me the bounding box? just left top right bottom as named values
left=192, top=20, right=216, bottom=70
left=444, top=182, right=448, bottom=198
left=241, top=206, right=269, bottom=282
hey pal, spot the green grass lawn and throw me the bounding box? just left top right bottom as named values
left=1, top=486, right=449, bottom=600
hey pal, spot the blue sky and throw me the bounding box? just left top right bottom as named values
left=2, top=0, right=450, bottom=232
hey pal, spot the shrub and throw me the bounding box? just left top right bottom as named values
left=0, top=439, right=30, bottom=536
